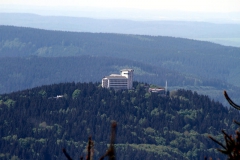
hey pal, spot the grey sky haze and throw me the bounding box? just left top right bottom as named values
left=2, top=0, right=240, bottom=12
left=1, top=0, right=240, bottom=22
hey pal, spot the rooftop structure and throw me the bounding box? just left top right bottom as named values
left=102, top=69, right=134, bottom=89
left=148, top=81, right=168, bottom=95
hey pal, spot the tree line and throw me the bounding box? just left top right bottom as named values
left=0, top=82, right=239, bottom=159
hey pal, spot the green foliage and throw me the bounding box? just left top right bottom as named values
left=178, top=109, right=198, bottom=120
left=10, top=155, right=20, bottom=160
left=0, top=98, right=15, bottom=108
left=2, top=38, right=26, bottom=49
left=144, top=92, right=151, bottom=98
left=209, top=91, right=240, bottom=159
left=0, top=82, right=239, bottom=159
left=38, top=90, right=47, bottom=97
left=150, top=84, right=160, bottom=88
left=150, top=108, right=160, bottom=116
left=72, top=89, right=81, bottom=99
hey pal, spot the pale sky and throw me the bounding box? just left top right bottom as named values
left=2, top=0, right=240, bottom=12
left=1, top=0, right=240, bottom=21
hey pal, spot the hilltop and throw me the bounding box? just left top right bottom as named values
left=0, top=82, right=239, bottom=159
left=1, top=25, right=240, bottom=104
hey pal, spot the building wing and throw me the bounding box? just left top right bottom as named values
left=102, top=69, right=134, bottom=89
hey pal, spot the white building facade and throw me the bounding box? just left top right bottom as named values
left=102, top=69, right=134, bottom=89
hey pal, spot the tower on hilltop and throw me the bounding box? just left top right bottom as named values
left=120, top=69, right=134, bottom=89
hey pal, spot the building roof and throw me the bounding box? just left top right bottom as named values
left=105, top=76, right=127, bottom=79
left=110, top=74, right=121, bottom=76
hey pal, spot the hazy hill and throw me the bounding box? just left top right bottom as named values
left=1, top=25, right=240, bottom=87
left=1, top=13, right=240, bottom=47
left=0, top=56, right=189, bottom=93
left=1, top=55, right=238, bottom=106
left=0, top=82, right=239, bottom=159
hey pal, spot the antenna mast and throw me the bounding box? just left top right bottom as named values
left=165, top=80, right=168, bottom=95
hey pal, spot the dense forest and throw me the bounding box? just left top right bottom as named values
left=0, top=82, right=239, bottom=159
left=1, top=56, right=237, bottom=104
left=1, top=26, right=240, bottom=104
left=0, top=25, right=240, bottom=87
left=0, top=56, right=193, bottom=93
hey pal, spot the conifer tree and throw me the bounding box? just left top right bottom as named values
left=208, top=91, right=240, bottom=160
left=63, top=122, right=117, bottom=160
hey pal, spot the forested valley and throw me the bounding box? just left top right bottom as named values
left=0, top=82, right=239, bottom=159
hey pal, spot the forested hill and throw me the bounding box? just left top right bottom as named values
left=1, top=25, right=240, bottom=89
left=1, top=56, right=238, bottom=105
left=0, top=56, right=229, bottom=93
left=0, top=82, right=239, bottom=159
left=1, top=13, right=240, bottom=47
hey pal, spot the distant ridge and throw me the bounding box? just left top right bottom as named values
left=1, top=13, right=240, bottom=47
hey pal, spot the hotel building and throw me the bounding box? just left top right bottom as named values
left=102, top=69, right=134, bottom=89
